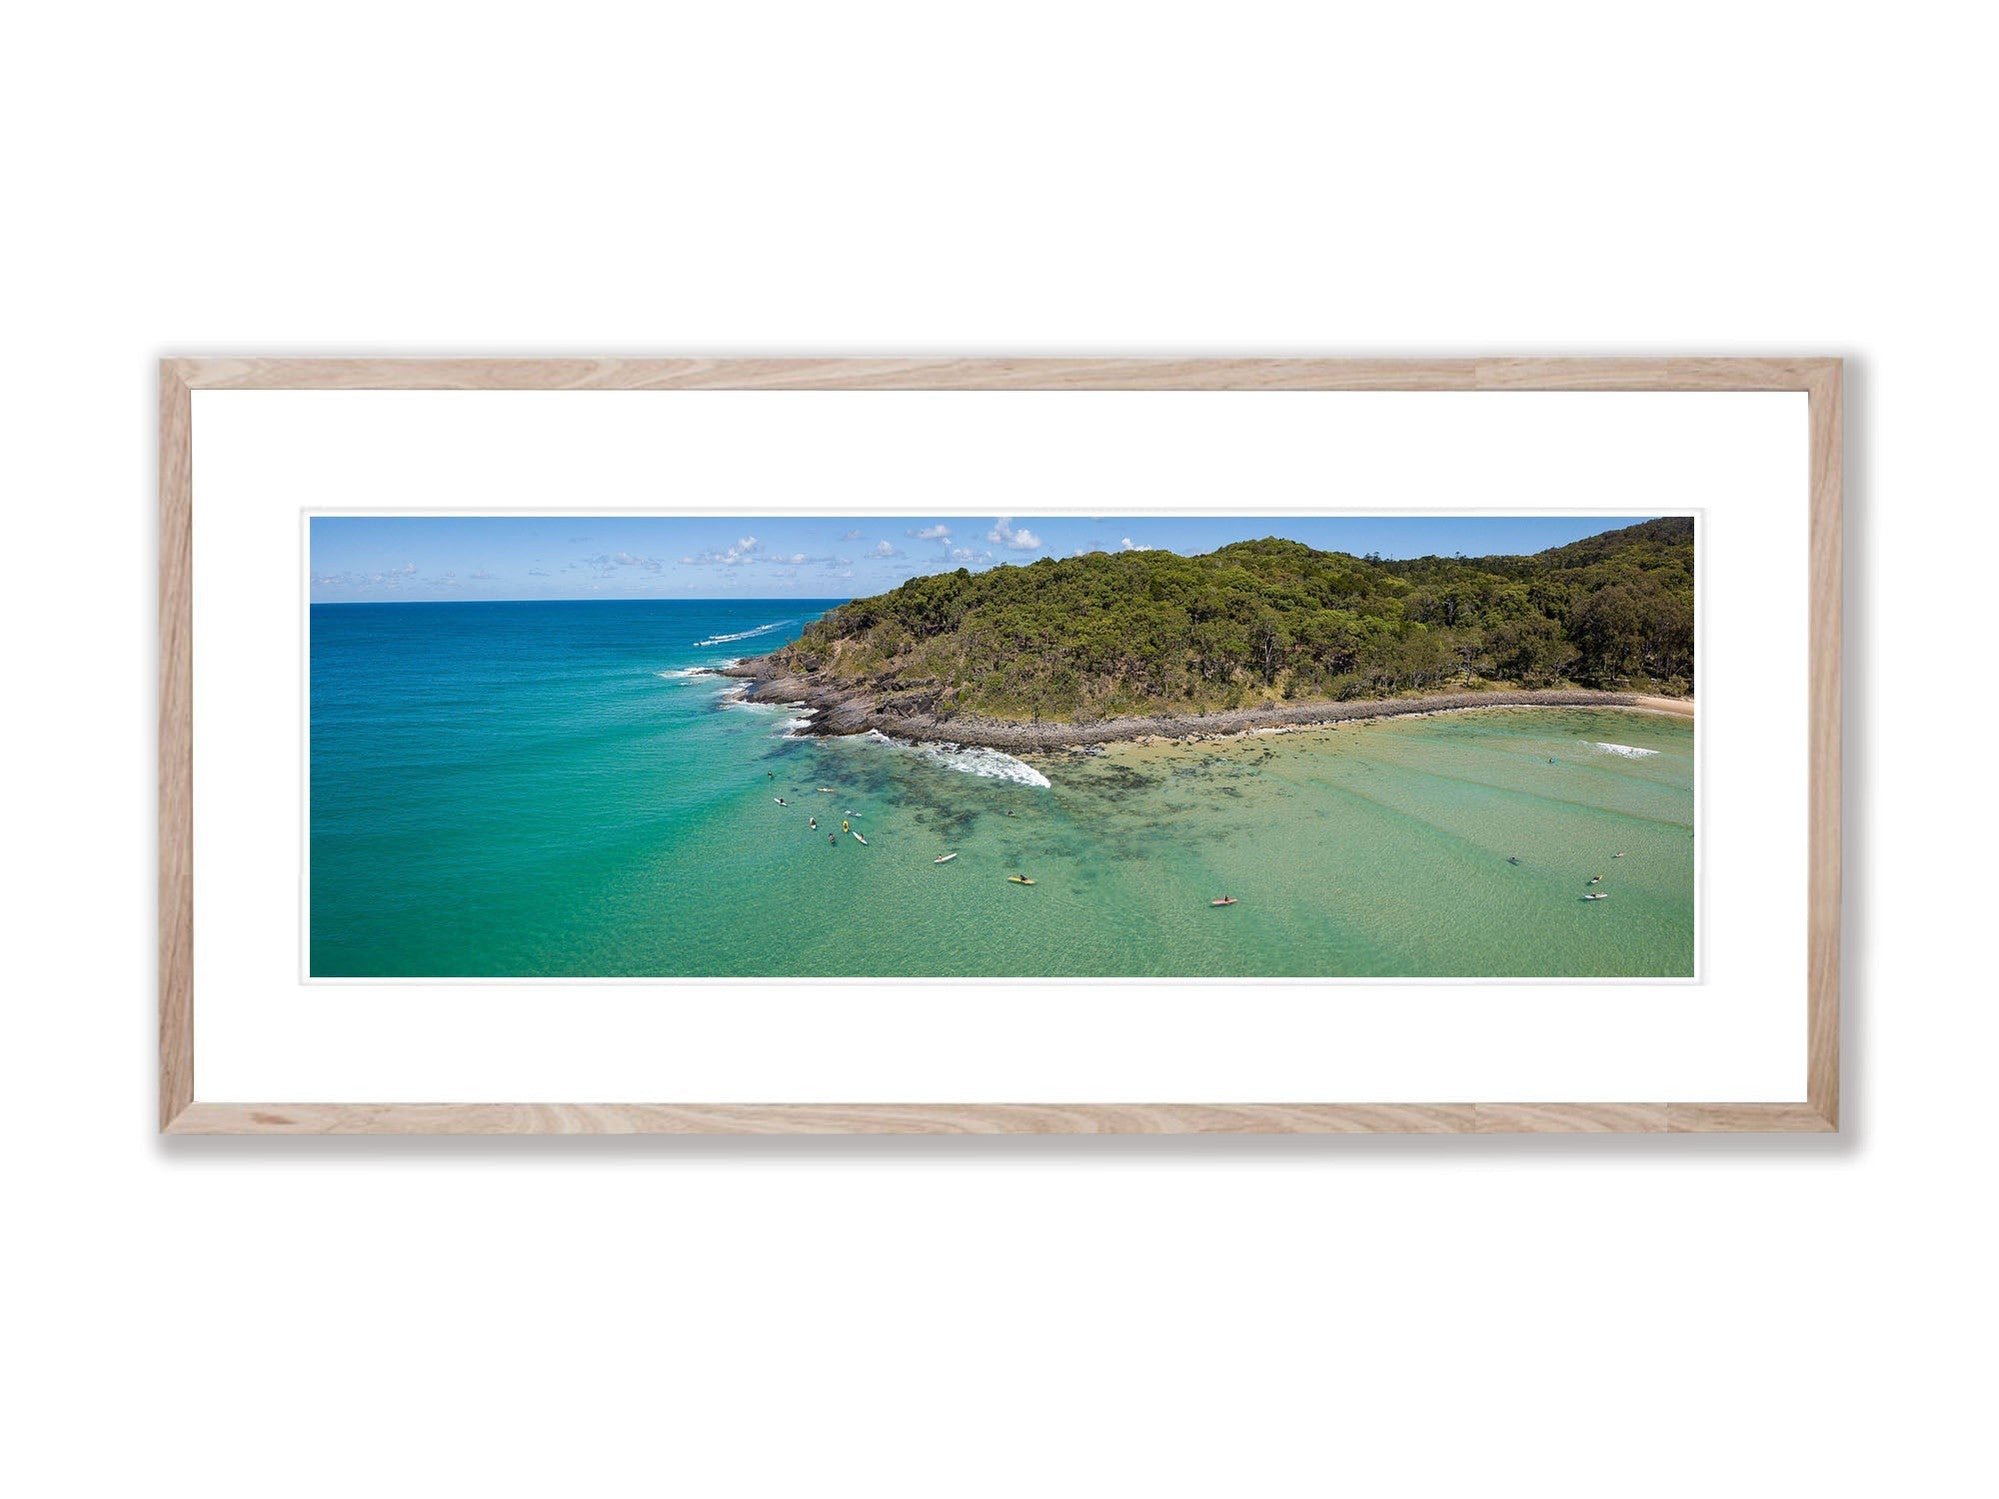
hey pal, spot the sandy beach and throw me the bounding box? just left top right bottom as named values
left=721, top=660, right=1692, bottom=752
left=1629, top=694, right=1697, bottom=718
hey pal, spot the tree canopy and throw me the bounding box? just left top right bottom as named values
left=767, top=518, right=1693, bottom=722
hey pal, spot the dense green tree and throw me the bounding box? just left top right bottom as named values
left=768, top=518, right=1694, bottom=721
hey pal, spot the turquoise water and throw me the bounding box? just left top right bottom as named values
left=311, top=601, right=1695, bottom=978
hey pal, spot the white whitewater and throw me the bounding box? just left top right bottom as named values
left=862, top=730, right=1053, bottom=788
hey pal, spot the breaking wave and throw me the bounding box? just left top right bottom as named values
left=655, top=666, right=718, bottom=680
left=863, top=730, right=1052, bottom=788
left=694, top=620, right=793, bottom=647
left=716, top=688, right=817, bottom=737
left=1593, top=741, right=1660, bottom=758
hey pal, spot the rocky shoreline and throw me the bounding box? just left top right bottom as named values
left=717, top=660, right=1687, bottom=753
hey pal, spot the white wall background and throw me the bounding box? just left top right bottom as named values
left=2, top=4, right=1989, bottom=1496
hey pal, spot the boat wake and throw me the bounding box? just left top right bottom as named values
left=862, top=730, right=1053, bottom=788
left=1593, top=741, right=1661, bottom=758
left=694, top=620, right=793, bottom=647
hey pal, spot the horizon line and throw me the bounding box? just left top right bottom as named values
left=309, top=595, right=858, bottom=606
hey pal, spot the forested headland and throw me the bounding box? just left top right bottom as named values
left=748, top=518, right=1693, bottom=727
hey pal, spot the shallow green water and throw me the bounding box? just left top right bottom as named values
left=311, top=602, right=1693, bottom=978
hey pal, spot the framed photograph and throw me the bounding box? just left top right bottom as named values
left=160, top=357, right=1840, bottom=1134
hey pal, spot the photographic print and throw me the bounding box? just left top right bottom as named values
left=309, top=512, right=1695, bottom=980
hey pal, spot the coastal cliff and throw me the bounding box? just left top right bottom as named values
left=726, top=519, right=1694, bottom=750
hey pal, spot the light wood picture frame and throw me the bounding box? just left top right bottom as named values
left=160, top=357, right=1841, bottom=1135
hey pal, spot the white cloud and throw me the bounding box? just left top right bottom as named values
left=907, top=523, right=951, bottom=541
left=469, top=568, right=493, bottom=580
left=987, top=517, right=1043, bottom=552
left=678, top=536, right=760, bottom=568
left=1120, top=537, right=1152, bottom=552
left=841, top=529, right=865, bottom=541
left=869, top=539, right=900, bottom=558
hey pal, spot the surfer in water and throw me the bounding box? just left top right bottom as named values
left=810, top=817, right=818, bottom=831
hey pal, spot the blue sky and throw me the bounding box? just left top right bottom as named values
left=308, top=515, right=1662, bottom=602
